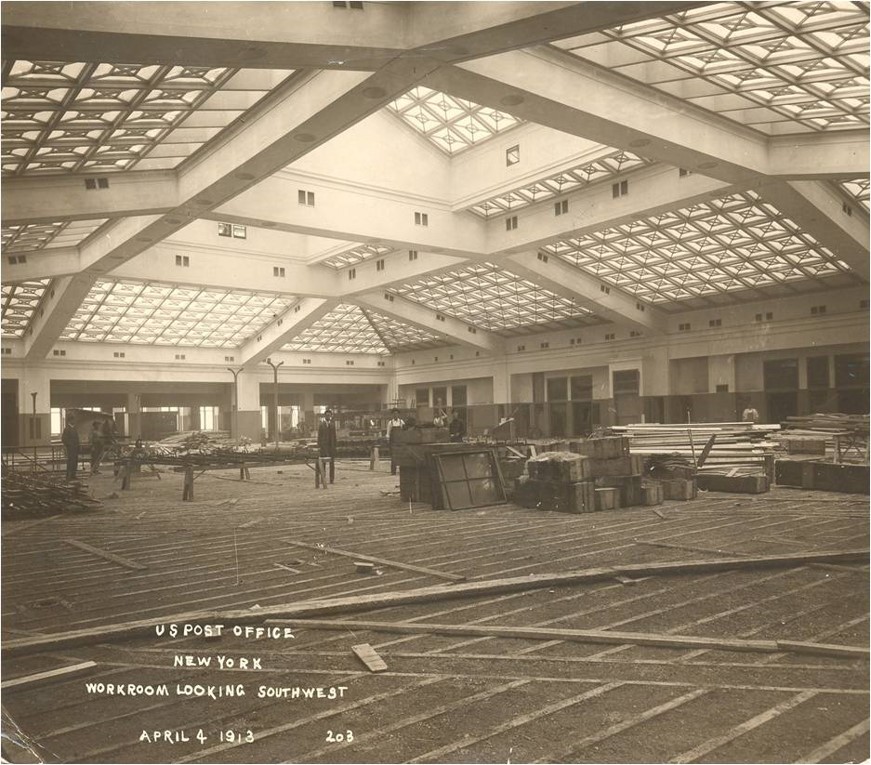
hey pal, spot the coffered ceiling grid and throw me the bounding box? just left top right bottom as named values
left=542, top=190, right=862, bottom=309
left=283, top=303, right=389, bottom=355
left=466, top=150, right=654, bottom=218
left=1, top=279, right=51, bottom=337
left=321, top=243, right=394, bottom=270
left=553, top=1, right=869, bottom=135
left=390, top=262, right=602, bottom=336
left=2, top=219, right=108, bottom=254
left=1, top=61, right=284, bottom=176
left=387, top=86, right=522, bottom=155
left=60, top=279, right=295, bottom=347
left=838, top=177, right=869, bottom=213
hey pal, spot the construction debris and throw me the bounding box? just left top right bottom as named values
left=351, top=643, right=388, bottom=672
left=1, top=470, right=101, bottom=518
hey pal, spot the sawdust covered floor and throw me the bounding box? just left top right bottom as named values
left=1, top=460, right=868, bottom=764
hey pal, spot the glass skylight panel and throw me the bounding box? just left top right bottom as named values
left=543, top=191, right=858, bottom=305
left=391, top=262, right=596, bottom=334
left=283, top=304, right=389, bottom=355
left=321, top=243, right=393, bottom=270
left=60, top=279, right=293, bottom=346
left=386, top=86, right=522, bottom=156
left=2, top=219, right=108, bottom=253
left=552, top=3, right=869, bottom=134
left=365, top=309, right=447, bottom=352
left=2, top=61, right=288, bottom=176
left=839, top=178, right=869, bottom=213
left=1, top=279, right=50, bottom=337
left=468, top=150, right=653, bottom=217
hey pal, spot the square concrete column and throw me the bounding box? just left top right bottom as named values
left=235, top=373, right=262, bottom=442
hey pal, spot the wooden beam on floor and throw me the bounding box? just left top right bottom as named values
left=776, top=640, right=870, bottom=660
left=4, top=548, right=867, bottom=657
left=63, top=539, right=148, bottom=570
left=351, top=643, right=388, bottom=671
left=1, top=661, right=98, bottom=693
left=283, top=539, right=467, bottom=582
left=280, top=618, right=784, bottom=654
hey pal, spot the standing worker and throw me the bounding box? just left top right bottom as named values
left=386, top=408, right=405, bottom=475
left=317, top=408, right=338, bottom=484
left=449, top=410, right=466, bottom=442
left=62, top=416, right=80, bottom=481
left=89, top=420, right=105, bottom=475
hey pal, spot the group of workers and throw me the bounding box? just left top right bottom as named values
left=61, top=417, right=116, bottom=481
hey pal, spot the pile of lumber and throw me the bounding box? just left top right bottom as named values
left=1, top=470, right=101, bottom=517
left=782, top=413, right=869, bottom=436
left=612, top=422, right=779, bottom=476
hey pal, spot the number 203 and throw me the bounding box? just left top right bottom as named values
left=326, top=730, right=354, bottom=743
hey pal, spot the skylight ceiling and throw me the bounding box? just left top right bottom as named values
left=1, top=279, right=50, bottom=337
left=60, top=280, right=294, bottom=346
left=2, top=219, right=108, bottom=254
left=364, top=308, right=447, bottom=352
left=321, top=243, right=394, bottom=270
left=283, top=303, right=388, bottom=355
left=1, top=61, right=288, bottom=176
left=386, top=86, right=522, bottom=155
left=838, top=178, right=869, bottom=213
left=553, top=2, right=869, bottom=135
left=391, top=262, right=601, bottom=335
left=542, top=190, right=861, bottom=308
left=466, top=149, right=654, bottom=218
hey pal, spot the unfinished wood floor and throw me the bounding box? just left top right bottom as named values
left=2, top=460, right=868, bottom=764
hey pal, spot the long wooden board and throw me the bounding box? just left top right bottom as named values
left=283, top=539, right=466, bottom=582
left=4, top=548, right=867, bottom=657
left=63, top=539, right=148, bottom=570
left=1, top=661, right=98, bottom=692
left=281, top=618, right=781, bottom=654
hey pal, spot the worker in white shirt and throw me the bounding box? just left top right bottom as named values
left=386, top=408, right=405, bottom=475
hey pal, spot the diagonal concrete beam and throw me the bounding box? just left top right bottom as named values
left=239, top=297, right=339, bottom=367
left=759, top=181, right=870, bottom=281
left=1, top=171, right=178, bottom=225
left=504, top=252, right=667, bottom=335
left=353, top=291, right=504, bottom=354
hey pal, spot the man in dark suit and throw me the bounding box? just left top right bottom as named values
left=62, top=416, right=80, bottom=481
left=317, top=408, right=338, bottom=484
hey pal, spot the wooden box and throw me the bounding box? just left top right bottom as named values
left=595, top=475, right=643, bottom=507
left=526, top=452, right=590, bottom=482
left=697, top=473, right=770, bottom=494
left=662, top=478, right=697, bottom=500
left=594, top=487, right=620, bottom=511
left=641, top=482, right=664, bottom=506
left=586, top=454, right=644, bottom=478
left=784, top=437, right=827, bottom=455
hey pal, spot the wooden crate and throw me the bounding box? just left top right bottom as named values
left=586, top=454, right=644, bottom=478
left=527, top=452, right=590, bottom=482
left=697, top=473, right=770, bottom=494
left=641, top=482, right=664, bottom=506
left=514, top=478, right=597, bottom=513
left=594, top=487, right=620, bottom=511
left=784, top=437, right=827, bottom=455
left=662, top=478, right=697, bottom=500
left=595, top=475, right=643, bottom=507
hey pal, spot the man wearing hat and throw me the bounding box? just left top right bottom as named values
left=386, top=408, right=405, bottom=476
left=317, top=408, right=338, bottom=483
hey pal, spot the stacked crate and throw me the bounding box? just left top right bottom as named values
left=570, top=437, right=657, bottom=509
left=515, top=452, right=596, bottom=513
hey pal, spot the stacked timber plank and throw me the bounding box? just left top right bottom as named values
left=612, top=422, right=778, bottom=475
left=1, top=470, right=101, bottom=517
